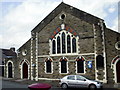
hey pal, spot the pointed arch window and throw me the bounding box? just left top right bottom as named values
left=67, top=35, right=71, bottom=53
left=45, top=59, right=52, bottom=73
left=76, top=57, right=85, bottom=73
left=57, top=36, right=61, bottom=53
left=60, top=58, right=67, bottom=73
left=50, top=28, right=78, bottom=55
left=62, top=32, right=66, bottom=53
left=52, top=40, right=56, bottom=54
left=72, top=38, right=76, bottom=53
left=96, top=55, right=104, bottom=69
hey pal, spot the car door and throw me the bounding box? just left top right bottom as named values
left=67, top=75, right=77, bottom=87
left=76, top=75, right=88, bottom=88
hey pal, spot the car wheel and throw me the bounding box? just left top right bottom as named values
left=61, top=83, right=68, bottom=89
left=89, top=84, right=96, bottom=90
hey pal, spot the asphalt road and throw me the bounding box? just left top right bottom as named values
left=1, top=79, right=119, bottom=90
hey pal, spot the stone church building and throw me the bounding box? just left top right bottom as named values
left=4, top=2, right=120, bottom=84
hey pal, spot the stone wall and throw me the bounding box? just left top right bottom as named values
left=105, top=28, right=120, bottom=83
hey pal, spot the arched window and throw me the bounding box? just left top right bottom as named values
left=60, top=58, right=67, bottom=73
left=72, top=38, right=76, bottom=53
left=57, top=36, right=61, bottom=53
left=46, top=60, right=52, bottom=73
left=52, top=40, right=56, bottom=54
left=50, top=27, right=78, bottom=55
left=76, top=57, right=85, bottom=73
left=96, top=55, right=104, bottom=69
left=67, top=35, right=71, bottom=53
left=62, top=32, right=66, bottom=53
left=8, top=62, right=13, bottom=78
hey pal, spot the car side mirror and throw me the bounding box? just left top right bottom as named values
left=84, top=79, right=86, bottom=81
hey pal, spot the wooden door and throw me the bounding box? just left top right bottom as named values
left=23, top=62, right=28, bottom=79
left=116, top=60, right=120, bottom=83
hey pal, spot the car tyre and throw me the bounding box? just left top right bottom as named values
left=61, top=83, right=68, bottom=89
left=89, top=84, right=96, bottom=90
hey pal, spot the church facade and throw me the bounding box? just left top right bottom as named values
left=4, top=2, right=120, bottom=84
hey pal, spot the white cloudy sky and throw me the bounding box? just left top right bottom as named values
left=0, top=0, right=119, bottom=50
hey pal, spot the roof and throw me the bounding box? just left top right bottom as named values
left=32, top=2, right=103, bottom=33
left=2, top=49, right=17, bottom=58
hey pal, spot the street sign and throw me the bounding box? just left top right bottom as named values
left=87, top=61, right=92, bottom=69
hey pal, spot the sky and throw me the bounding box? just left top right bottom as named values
left=0, top=0, right=119, bottom=50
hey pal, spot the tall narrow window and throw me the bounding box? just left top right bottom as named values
left=52, top=40, right=56, bottom=54
left=57, top=36, right=61, bottom=53
left=96, top=55, right=104, bottom=69
left=67, top=35, right=71, bottom=53
left=72, top=38, right=76, bottom=53
left=46, top=60, right=52, bottom=73
left=76, top=57, right=84, bottom=73
left=60, top=58, right=67, bottom=73
left=62, top=32, right=66, bottom=53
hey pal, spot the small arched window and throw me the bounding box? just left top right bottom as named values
left=67, top=35, right=71, bottom=53
left=46, top=60, right=52, bottom=73
left=76, top=57, right=85, bottom=73
left=57, top=36, right=61, bottom=53
left=62, top=32, right=66, bottom=53
left=72, top=38, right=76, bottom=53
left=60, top=58, right=67, bottom=73
left=96, top=55, right=104, bottom=69
left=52, top=40, right=56, bottom=54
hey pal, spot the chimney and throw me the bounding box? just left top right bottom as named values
left=10, top=47, right=15, bottom=52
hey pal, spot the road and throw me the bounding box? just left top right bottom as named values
left=1, top=79, right=119, bottom=90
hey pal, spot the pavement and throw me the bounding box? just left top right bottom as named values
left=1, top=77, right=120, bottom=90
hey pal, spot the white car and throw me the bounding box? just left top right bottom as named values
left=59, top=75, right=103, bottom=89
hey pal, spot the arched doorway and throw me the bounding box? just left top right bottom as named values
left=22, top=62, right=28, bottom=79
left=8, top=62, right=12, bottom=78
left=116, top=60, right=120, bottom=83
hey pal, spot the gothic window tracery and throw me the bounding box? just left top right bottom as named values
left=50, top=24, right=78, bottom=55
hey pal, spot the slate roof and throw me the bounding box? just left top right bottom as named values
left=2, top=49, right=17, bottom=58
left=32, top=2, right=103, bottom=33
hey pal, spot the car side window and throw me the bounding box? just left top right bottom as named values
left=67, top=76, right=75, bottom=80
left=76, top=75, right=86, bottom=80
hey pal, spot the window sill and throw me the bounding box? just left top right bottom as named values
left=50, top=53, right=78, bottom=56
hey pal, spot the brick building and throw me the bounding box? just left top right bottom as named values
left=4, top=2, right=120, bottom=84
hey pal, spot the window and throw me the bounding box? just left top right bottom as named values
left=45, top=59, right=52, bottom=73
left=52, top=40, right=56, bottom=54
left=60, top=58, right=67, bottom=73
left=115, top=41, right=120, bottom=50
left=62, top=32, right=66, bottom=53
left=51, top=30, right=78, bottom=55
left=22, top=49, right=27, bottom=56
left=96, top=55, right=104, bottom=69
left=67, top=76, right=75, bottom=80
left=76, top=57, right=85, bottom=73
left=57, top=36, right=61, bottom=53
left=72, top=38, right=76, bottom=53
left=67, top=35, right=71, bottom=53
left=76, top=75, right=86, bottom=80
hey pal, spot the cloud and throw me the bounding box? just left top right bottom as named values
left=0, top=0, right=60, bottom=49
left=0, top=0, right=119, bottom=50
left=108, top=6, right=116, bottom=13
